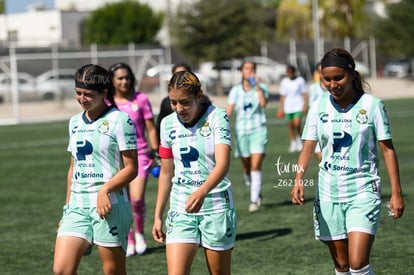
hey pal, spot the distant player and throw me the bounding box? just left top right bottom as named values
left=278, top=65, right=308, bottom=153
left=226, top=60, right=269, bottom=212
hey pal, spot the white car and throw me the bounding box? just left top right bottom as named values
left=36, top=69, right=76, bottom=100
left=0, top=72, right=37, bottom=103
left=199, top=57, right=286, bottom=94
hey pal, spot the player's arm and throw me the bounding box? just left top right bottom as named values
left=97, top=149, right=137, bottom=219
left=277, top=95, right=285, bottom=118
left=226, top=103, right=234, bottom=117
left=65, top=156, right=74, bottom=204
left=256, top=85, right=268, bottom=107
left=291, top=140, right=316, bottom=205
left=152, top=157, right=174, bottom=243
left=185, top=143, right=230, bottom=213
left=145, top=118, right=159, bottom=151
left=378, top=139, right=405, bottom=219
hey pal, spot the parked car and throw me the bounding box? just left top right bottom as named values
left=383, top=59, right=412, bottom=78
left=0, top=72, right=37, bottom=103
left=198, top=57, right=286, bottom=94
left=36, top=69, right=76, bottom=100
left=140, top=64, right=204, bottom=93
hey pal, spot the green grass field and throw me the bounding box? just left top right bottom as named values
left=0, top=98, right=413, bottom=275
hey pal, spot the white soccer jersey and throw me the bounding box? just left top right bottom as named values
left=159, top=105, right=234, bottom=214
left=67, top=107, right=137, bottom=207
left=302, top=93, right=392, bottom=202
left=227, top=83, right=269, bottom=136
left=280, top=76, right=307, bottom=113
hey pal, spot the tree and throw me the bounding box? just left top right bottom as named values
left=375, top=0, right=414, bottom=56
left=171, top=0, right=275, bottom=94
left=277, top=0, right=312, bottom=40
left=0, top=0, right=4, bottom=14
left=82, top=1, right=163, bottom=46
left=276, top=0, right=369, bottom=40
left=318, top=0, right=368, bottom=39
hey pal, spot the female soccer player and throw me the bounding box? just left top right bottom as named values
left=226, top=60, right=269, bottom=212
left=53, top=64, right=138, bottom=274
left=108, top=62, right=159, bottom=256
left=152, top=71, right=237, bottom=275
left=291, top=48, right=405, bottom=275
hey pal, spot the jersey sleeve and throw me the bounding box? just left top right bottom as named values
left=159, top=115, right=173, bottom=158
left=227, top=86, right=238, bottom=105
left=115, top=112, right=137, bottom=151
left=137, top=93, right=154, bottom=120
left=213, top=108, right=232, bottom=146
left=259, top=83, right=269, bottom=98
left=301, top=103, right=319, bottom=141
left=374, top=100, right=392, bottom=141
left=279, top=78, right=288, bottom=96
left=300, top=77, right=307, bottom=94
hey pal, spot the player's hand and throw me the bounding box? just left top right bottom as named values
left=277, top=109, right=284, bottom=119
left=150, top=149, right=161, bottom=166
left=97, top=188, right=112, bottom=219
left=185, top=190, right=206, bottom=213
left=389, top=194, right=405, bottom=219
left=152, top=219, right=166, bottom=243
left=291, top=182, right=305, bottom=205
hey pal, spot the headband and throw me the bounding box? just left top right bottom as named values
left=321, top=55, right=355, bottom=71
left=75, top=80, right=108, bottom=91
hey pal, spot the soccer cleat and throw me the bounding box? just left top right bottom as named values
left=135, top=233, right=147, bottom=255
left=249, top=202, right=260, bottom=212
left=126, top=242, right=136, bottom=257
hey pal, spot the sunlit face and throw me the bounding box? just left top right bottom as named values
left=112, top=68, right=132, bottom=94
left=321, top=67, right=354, bottom=102
left=75, top=88, right=106, bottom=112
left=169, top=88, right=202, bottom=124
left=241, top=62, right=255, bottom=80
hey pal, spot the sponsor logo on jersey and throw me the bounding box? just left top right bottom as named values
left=76, top=140, right=93, bottom=160
left=176, top=177, right=205, bottom=186
left=319, top=112, right=328, bottom=123
left=243, top=102, right=253, bottom=111
left=323, top=162, right=357, bottom=173
left=180, top=146, right=199, bottom=168
left=333, top=131, right=352, bottom=153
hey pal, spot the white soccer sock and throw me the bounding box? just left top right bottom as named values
left=243, top=173, right=251, bottom=187
left=335, top=269, right=351, bottom=275
left=250, top=171, right=262, bottom=203
left=295, top=135, right=303, bottom=149
left=350, top=264, right=373, bottom=275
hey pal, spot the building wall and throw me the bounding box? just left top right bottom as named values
left=0, top=10, right=88, bottom=47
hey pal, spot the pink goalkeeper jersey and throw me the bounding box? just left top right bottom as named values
left=115, top=91, right=154, bottom=155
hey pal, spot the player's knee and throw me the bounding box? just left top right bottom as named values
left=334, top=262, right=350, bottom=272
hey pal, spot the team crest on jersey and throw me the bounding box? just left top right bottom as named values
left=356, top=109, right=368, bottom=124
left=131, top=103, right=139, bottom=112
left=98, top=121, right=110, bottom=134
left=199, top=121, right=211, bottom=137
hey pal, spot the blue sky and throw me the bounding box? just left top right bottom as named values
left=5, top=0, right=55, bottom=14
